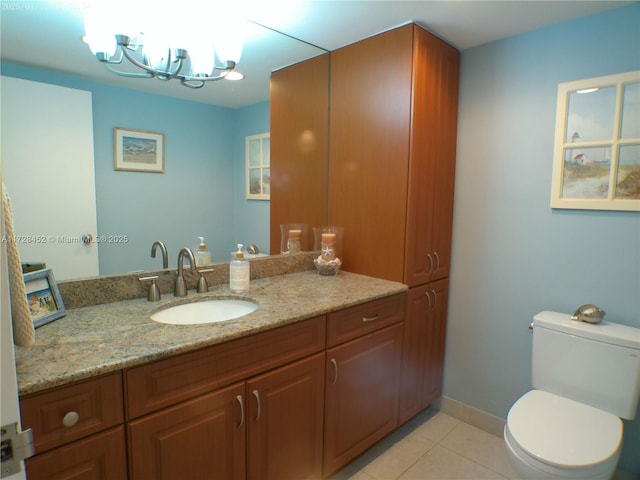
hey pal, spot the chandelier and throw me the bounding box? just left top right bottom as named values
left=82, top=4, right=244, bottom=89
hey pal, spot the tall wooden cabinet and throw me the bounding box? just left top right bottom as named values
left=327, top=24, right=459, bottom=429
left=328, top=23, right=459, bottom=287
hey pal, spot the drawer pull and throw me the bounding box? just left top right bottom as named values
left=62, top=411, right=80, bottom=427
left=431, top=290, right=437, bottom=309
left=236, top=395, right=244, bottom=427
left=434, top=251, right=440, bottom=271
left=362, top=315, right=379, bottom=323
left=425, top=291, right=432, bottom=310
left=252, top=390, right=261, bottom=421
left=331, top=358, right=338, bottom=385
left=427, top=253, right=434, bottom=274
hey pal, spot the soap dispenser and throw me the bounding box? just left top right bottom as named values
left=195, top=236, right=212, bottom=265
left=230, top=243, right=250, bottom=294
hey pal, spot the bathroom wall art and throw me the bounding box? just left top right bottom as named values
left=550, top=70, right=640, bottom=211
left=245, top=132, right=270, bottom=200
left=23, top=268, right=66, bottom=328
left=114, top=127, right=165, bottom=173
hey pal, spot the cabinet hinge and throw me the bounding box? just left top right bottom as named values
left=1, top=423, right=34, bottom=478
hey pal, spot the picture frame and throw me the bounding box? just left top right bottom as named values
left=23, top=268, right=66, bottom=328
left=114, top=127, right=165, bottom=173
left=246, top=132, right=270, bottom=200
left=550, top=71, right=640, bottom=211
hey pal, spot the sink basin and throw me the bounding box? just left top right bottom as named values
left=150, top=299, right=258, bottom=325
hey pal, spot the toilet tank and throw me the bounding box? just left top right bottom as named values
left=532, top=311, right=640, bottom=420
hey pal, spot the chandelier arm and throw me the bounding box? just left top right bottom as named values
left=97, top=50, right=124, bottom=65
left=180, top=80, right=206, bottom=89
left=158, top=57, right=186, bottom=81
left=119, top=45, right=162, bottom=77
left=180, top=72, right=229, bottom=83
left=102, top=63, right=154, bottom=79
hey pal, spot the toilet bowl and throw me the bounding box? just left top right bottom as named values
left=504, top=390, right=622, bottom=479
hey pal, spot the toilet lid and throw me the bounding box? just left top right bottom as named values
left=507, top=390, right=623, bottom=468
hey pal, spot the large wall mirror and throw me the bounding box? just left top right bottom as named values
left=1, top=4, right=328, bottom=281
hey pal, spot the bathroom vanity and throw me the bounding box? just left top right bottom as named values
left=15, top=270, right=417, bottom=480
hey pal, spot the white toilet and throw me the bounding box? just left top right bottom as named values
left=504, top=311, right=640, bottom=479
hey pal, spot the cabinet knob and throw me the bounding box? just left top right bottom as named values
left=62, top=411, right=80, bottom=427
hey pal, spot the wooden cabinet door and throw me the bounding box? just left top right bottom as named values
left=404, top=30, right=460, bottom=287
left=25, top=426, right=127, bottom=480
left=399, top=280, right=449, bottom=424
left=421, top=279, right=449, bottom=406
left=246, top=353, right=325, bottom=480
left=127, top=382, right=246, bottom=480
left=323, top=323, right=404, bottom=477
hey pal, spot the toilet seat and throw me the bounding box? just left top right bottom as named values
left=506, top=390, right=622, bottom=475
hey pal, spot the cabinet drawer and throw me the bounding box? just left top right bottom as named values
left=125, top=316, right=326, bottom=419
left=25, top=426, right=127, bottom=480
left=327, top=294, right=405, bottom=347
left=20, top=372, right=123, bottom=454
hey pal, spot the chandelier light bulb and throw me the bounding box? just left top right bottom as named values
left=83, top=12, right=116, bottom=56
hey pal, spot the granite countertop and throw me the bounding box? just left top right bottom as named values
left=15, top=271, right=407, bottom=396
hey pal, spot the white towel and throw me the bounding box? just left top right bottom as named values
left=2, top=182, right=35, bottom=346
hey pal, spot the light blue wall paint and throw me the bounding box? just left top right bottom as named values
left=232, top=102, right=271, bottom=255
left=1, top=63, right=269, bottom=274
left=447, top=3, right=640, bottom=474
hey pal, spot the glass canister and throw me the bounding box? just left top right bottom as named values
left=313, top=226, right=343, bottom=275
left=280, top=224, right=308, bottom=254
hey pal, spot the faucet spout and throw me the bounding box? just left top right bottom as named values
left=175, top=247, right=196, bottom=297
left=151, top=240, right=168, bottom=269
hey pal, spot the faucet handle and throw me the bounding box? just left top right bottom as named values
left=139, top=275, right=161, bottom=302
left=196, top=268, right=214, bottom=293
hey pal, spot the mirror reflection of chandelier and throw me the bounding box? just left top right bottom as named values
left=82, top=1, right=244, bottom=88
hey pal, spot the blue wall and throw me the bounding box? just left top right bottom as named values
left=233, top=102, right=271, bottom=255
left=1, top=64, right=270, bottom=274
left=447, top=3, right=640, bottom=474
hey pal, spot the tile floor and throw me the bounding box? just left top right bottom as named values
left=327, top=407, right=522, bottom=480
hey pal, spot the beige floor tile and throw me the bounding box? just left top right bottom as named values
left=439, top=422, right=521, bottom=479
left=398, top=445, right=508, bottom=480
left=357, top=435, right=437, bottom=480
left=398, top=410, right=461, bottom=444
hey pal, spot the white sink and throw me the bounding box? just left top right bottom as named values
left=150, top=299, right=257, bottom=325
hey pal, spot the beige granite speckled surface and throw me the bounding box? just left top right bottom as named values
left=15, top=270, right=407, bottom=396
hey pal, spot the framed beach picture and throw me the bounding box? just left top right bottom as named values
left=550, top=71, right=640, bottom=211
left=246, top=132, right=270, bottom=200
left=114, top=127, right=165, bottom=173
left=23, top=268, right=66, bottom=328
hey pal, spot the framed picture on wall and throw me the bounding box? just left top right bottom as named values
left=114, top=127, right=165, bottom=173
left=23, top=268, right=66, bottom=328
left=246, top=132, right=270, bottom=200
left=550, top=70, right=640, bottom=211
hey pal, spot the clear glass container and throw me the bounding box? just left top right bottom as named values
left=280, top=224, right=308, bottom=254
left=313, top=226, right=344, bottom=275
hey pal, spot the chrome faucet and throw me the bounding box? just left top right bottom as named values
left=174, top=247, right=196, bottom=297
left=151, top=240, right=168, bottom=269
